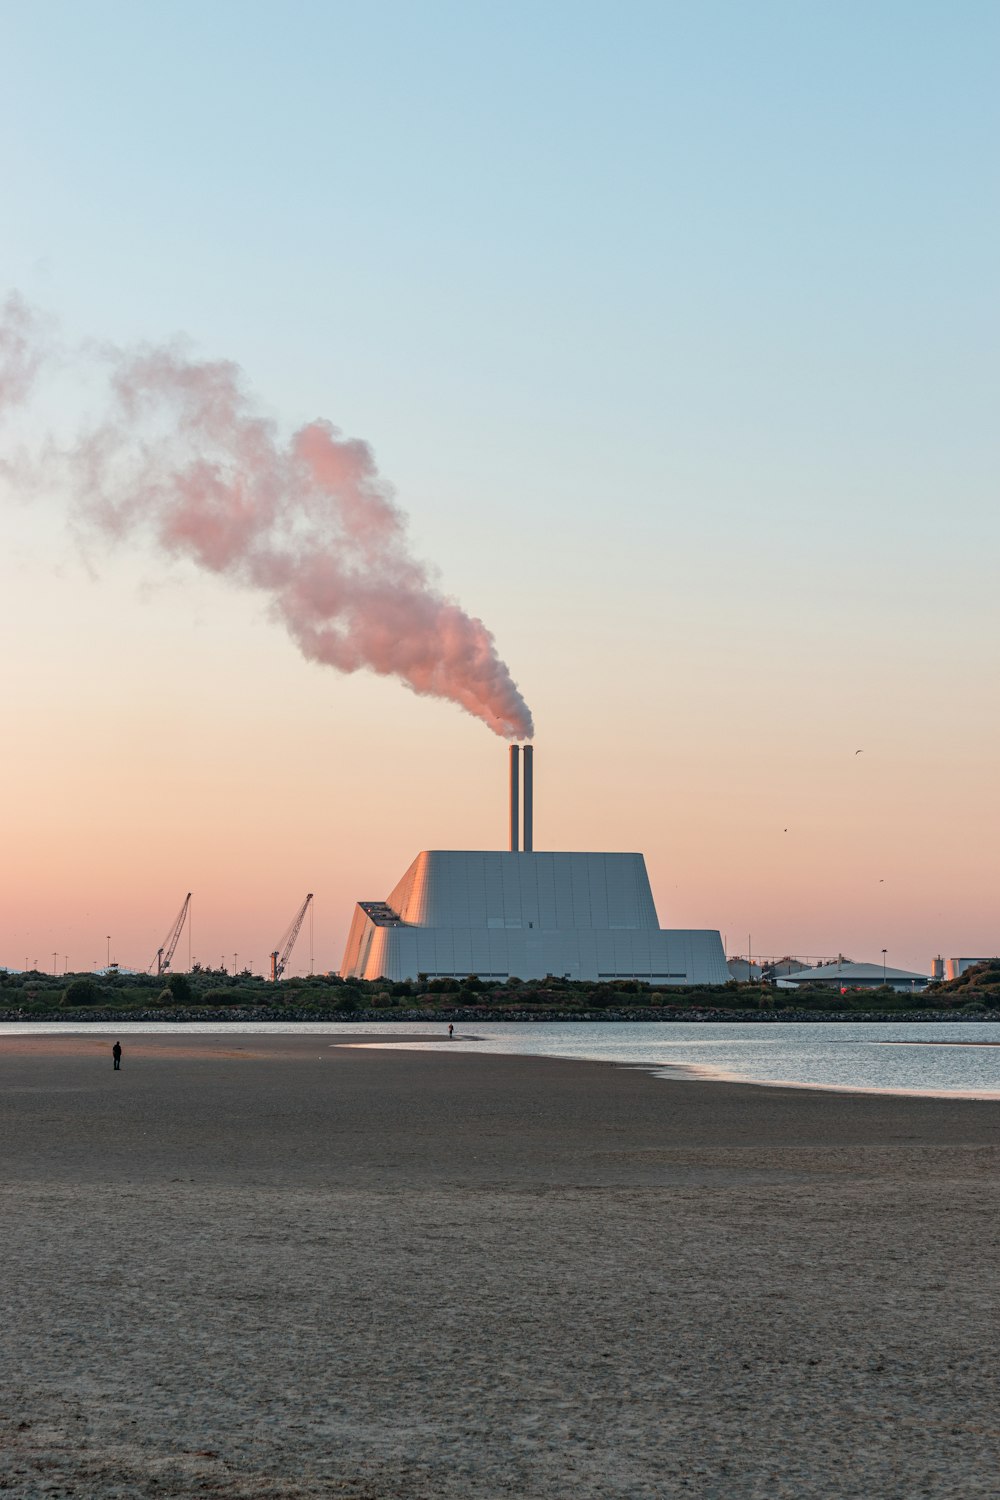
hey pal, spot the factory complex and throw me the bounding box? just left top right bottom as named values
left=10, top=751, right=983, bottom=987
left=341, top=747, right=729, bottom=985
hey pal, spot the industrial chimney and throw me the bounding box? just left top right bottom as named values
left=522, top=745, right=533, bottom=852
left=508, top=744, right=520, bottom=852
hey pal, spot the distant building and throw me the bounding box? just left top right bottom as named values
left=342, top=748, right=729, bottom=986
left=341, top=850, right=729, bottom=985
left=728, top=957, right=813, bottom=983
left=776, top=960, right=929, bottom=994
left=761, top=958, right=812, bottom=981
left=727, top=958, right=763, bottom=982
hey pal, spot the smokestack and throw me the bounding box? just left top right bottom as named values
left=522, top=744, right=533, bottom=852
left=508, top=744, right=520, bottom=852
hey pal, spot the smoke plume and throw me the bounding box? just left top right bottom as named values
left=3, top=297, right=533, bottom=739
left=0, top=294, right=47, bottom=413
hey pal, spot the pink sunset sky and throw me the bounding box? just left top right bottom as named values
left=1, top=4, right=997, bottom=977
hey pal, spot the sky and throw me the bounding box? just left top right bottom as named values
left=1, top=0, right=997, bottom=976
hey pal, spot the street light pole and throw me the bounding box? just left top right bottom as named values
left=106, top=935, right=111, bottom=968
left=882, top=948, right=887, bottom=984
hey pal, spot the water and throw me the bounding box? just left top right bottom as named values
left=2, top=1019, right=998, bottom=1097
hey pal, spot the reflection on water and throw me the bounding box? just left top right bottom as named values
left=1, top=1019, right=998, bottom=1098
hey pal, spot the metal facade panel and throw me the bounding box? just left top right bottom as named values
left=451, top=930, right=474, bottom=975
left=589, top=856, right=610, bottom=929
left=345, top=921, right=727, bottom=983
left=519, top=856, right=540, bottom=929
left=367, top=927, right=392, bottom=981
left=535, top=855, right=558, bottom=929
left=385, top=853, right=658, bottom=931
left=341, top=849, right=727, bottom=983
left=341, top=904, right=371, bottom=977
left=606, top=857, right=638, bottom=929
left=501, top=856, right=522, bottom=927
left=569, top=855, right=590, bottom=928
left=469, top=930, right=493, bottom=973
left=387, top=855, right=422, bottom=923
left=485, top=858, right=505, bottom=929
left=552, top=858, right=575, bottom=929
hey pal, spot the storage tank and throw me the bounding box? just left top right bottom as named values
left=930, top=955, right=944, bottom=981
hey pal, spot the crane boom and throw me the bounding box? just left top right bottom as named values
left=150, top=893, right=192, bottom=976
left=270, top=893, right=314, bottom=981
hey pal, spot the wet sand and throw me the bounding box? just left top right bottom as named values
left=1, top=1032, right=998, bottom=1497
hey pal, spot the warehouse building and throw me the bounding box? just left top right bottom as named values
left=776, top=960, right=929, bottom=993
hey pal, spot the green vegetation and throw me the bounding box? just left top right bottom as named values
left=166, top=972, right=192, bottom=1004
left=928, top=958, right=1000, bottom=1008
left=62, top=977, right=102, bottom=1007
left=0, top=962, right=995, bottom=1018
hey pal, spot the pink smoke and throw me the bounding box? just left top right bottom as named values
left=73, top=341, right=533, bottom=739
left=0, top=294, right=46, bottom=412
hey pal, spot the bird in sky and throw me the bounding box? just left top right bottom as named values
left=855, top=749, right=864, bottom=755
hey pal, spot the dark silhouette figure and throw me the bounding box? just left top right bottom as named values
left=448, top=1023, right=454, bottom=1039
left=112, top=1041, right=122, bottom=1071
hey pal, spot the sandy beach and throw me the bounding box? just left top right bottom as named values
left=1, top=1033, right=998, bottom=1498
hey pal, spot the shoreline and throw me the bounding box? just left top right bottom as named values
left=5, top=1024, right=1000, bottom=1103
left=651, top=1057, right=1000, bottom=1101
left=3, top=1027, right=998, bottom=1164
left=3, top=1034, right=999, bottom=1497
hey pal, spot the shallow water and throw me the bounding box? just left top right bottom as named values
left=2, top=1019, right=998, bottom=1097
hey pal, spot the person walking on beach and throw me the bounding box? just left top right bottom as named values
left=112, top=1040, right=122, bottom=1071
left=448, top=1023, right=454, bottom=1039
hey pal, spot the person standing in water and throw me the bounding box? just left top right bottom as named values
left=448, top=1023, right=454, bottom=1039
left=112, top=1040, right=122, bottom=1071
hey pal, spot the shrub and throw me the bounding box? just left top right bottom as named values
left=63, top=978, right=100, bottom=1007
left=201, top=988, right=237, bottom=1006
left=167, top=973, right=192, bottom=1004
left=121, top=985, right=154, bottom=1006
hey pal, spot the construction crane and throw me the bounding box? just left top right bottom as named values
left=149, top=893, right=192, bottom=976
left=270, top=893, right=314, bottom=981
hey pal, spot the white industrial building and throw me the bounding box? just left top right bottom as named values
left=341, top=747, right=728, bottom=986
left=776, top=960, right=929, bottom=993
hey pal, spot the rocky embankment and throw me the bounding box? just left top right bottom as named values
left=0, top=1006, right=996, bottom=1024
